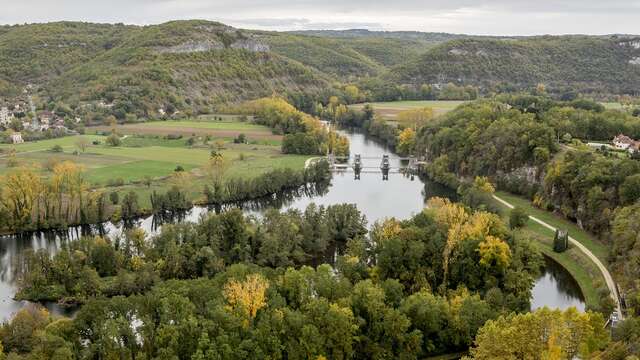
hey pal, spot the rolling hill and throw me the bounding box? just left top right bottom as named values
left=384, top=36, right=640, bottom=95
left=0, top=20, right=638, bottom=121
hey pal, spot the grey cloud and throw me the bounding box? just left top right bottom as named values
left=227, top=18, right=383, bottom=31
left=0, top=0, right=638, bottom=35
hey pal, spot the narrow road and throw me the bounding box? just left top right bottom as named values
left=492, top=194, right=623, bottom=320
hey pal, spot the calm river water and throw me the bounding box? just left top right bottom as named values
left=0, top=129, right=584, bottom=319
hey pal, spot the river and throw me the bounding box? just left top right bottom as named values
left=0, top=128, right=584, bottom=319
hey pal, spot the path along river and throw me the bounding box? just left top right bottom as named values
left=0, top=128, right=585, bottom=319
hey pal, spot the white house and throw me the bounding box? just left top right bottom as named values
left=613, top=134, right=640, bottom=154
left=613, top=134, right=636, bottom=150
left=39, top=110, right=53, bottom=125
left=10, top=132, right=24, bottom=144
left=0, top=107, right=13, bottom=126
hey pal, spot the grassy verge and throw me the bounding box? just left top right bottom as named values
left=495, top=191, right=608, bottom=262
left=491, top=193, right=607, bottom=309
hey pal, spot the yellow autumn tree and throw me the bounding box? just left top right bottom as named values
left=224, top=273, right=270, bottom=326
left=344, top=85, right=360, bottom=103
left=372, top=218, right=403, bottom=243
left=51, top=161, right=86, bottom=223
left=397, top=128, right=416, bottom=155
left=397, top=107, right=434, bottom=126
left=427, top=198, right=510, bottom=290
left=468, top=307, right=608, bottom=359
left=0, top=167, right=42, bottom=228
left=205, top=153, right=230, bottom=185
left=472, top=176, right=495, bottom=194
left=327, top=130, right=350, bottom=157
left=427, top=198, right=469, bottom=291
left=477, top=235, right=511, bottom=271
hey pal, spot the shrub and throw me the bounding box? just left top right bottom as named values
left=106, top=134, right=121, bottom=147
left=109, top=191, right=119, bottom=205
left=51, top=144, right=63, bottom=152
left=174, top=165, right=184, bottom=172
left=107, top=178, right=125, bottom=187
left=234, top=133, right=247, bottom=144
left=509, top=207, right=529, bottom=229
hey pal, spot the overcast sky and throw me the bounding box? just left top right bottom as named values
left=1, top=0, right=639, bottom=35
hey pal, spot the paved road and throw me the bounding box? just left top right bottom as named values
left=493, top=194, right=623, bottom=320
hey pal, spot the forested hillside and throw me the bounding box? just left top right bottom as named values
left=386, top=36, right=640, bottom=96
left=1, top=21, right=638, bottom=121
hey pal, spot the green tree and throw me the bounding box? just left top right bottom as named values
left=121, top=191, right=139, bottom=219
left=106, top=133, right=121, bottom=146
left=509, top=207, right=528, bottom=229
left=619, top=174, right=640, bottom=205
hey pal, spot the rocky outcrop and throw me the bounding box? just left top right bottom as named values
left=448, top=48, right=468, bottom=55
left=155, top=38, right=269, bottom=54
left=156, top=40, right=224, bottom=54
left=619, top=39, right=640, bottom=49
left=230, top=39, right=270, bottom=52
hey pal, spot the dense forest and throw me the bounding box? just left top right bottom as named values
left=1, top=21, right=638, bottom=123
left=408, top=95, right=640, bottom=318
left=5, top=198, right=630, bottom=359
left=387, top=37, right=640, bottom=97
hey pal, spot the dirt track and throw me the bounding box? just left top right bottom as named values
left=492, top=194, right=623, bottom=320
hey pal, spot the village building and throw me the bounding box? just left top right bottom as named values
left=613, top=134, right=640, bottom=153
left=10, top=132, right=24, bottom=144
left=39, top=110, right=53, bottom=125
left=0, top=106, right=13, bottom=126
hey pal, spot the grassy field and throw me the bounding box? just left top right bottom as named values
left=0, top=135, right=105, bottom=153
left=89, top=117, right=281, bottom=144
left=0, top=123, right=311, bottom=209
left=601, top=102, right=624, bottom=110
left=350, top=100, right=466, bottom=122
left=492, top=191, right=609, bottom=309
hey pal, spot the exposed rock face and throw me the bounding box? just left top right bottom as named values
left=230, top=39, right=270, bottom=52
left=619, top=39, right=640, bottom=49
left=155, top=38, right=270, bottom=54
left=156, top=40, right=224, bottom=54
left=448, top=48, right=468, bottom=55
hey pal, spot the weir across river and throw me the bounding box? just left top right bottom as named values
left=326, top=153, right=426, bottom=180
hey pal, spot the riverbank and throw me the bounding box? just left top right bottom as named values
left=492, top=192, right=621, bottom=316
left=417, top=164, right=609, bottom=313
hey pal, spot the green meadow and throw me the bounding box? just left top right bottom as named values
left=0, top=124, right=310, bottom=207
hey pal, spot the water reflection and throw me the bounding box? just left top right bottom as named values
left=530, top=257, right=586, bottom=311
left=0, top=128, right=583, bottom=319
